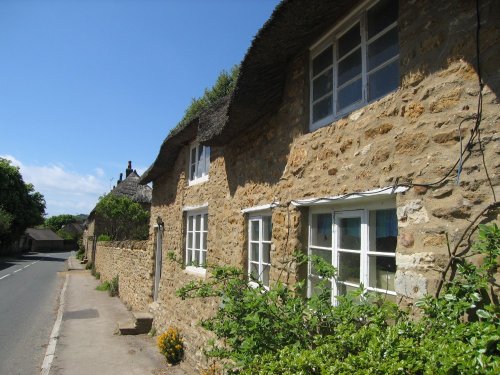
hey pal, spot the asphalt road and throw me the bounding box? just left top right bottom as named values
left=0, top=251, right=71, bottom=375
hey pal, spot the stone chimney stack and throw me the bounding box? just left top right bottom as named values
left=118, top=172, right=123, bottom=184
left=126, top=161, right=133, bottom=177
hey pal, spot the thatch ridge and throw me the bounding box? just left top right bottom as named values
left=205, top=0, right=356, bottom=146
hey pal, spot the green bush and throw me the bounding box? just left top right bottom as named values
left=97, top=234, right=111, bottom=241
left=85, top=261, right=93, bottom=270
left=96, top=281, right=110, bottom=292
left=176, top=224, right=500, bottom=374
left=76, top=248, right=85, bottom=260
left=109, top=275, right=119, bottom=297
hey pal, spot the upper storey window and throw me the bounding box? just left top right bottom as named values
left=310, top=0, right=399, bottom=130
left=189, top=143, right=210, bottom=185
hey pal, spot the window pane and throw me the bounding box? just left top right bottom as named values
left=310, top=277, right=332, bottom=298
left=339, top=217, right=361, bottom=250
left=367, top=0, right=398, bottom=39
left=195, top=215, right=201, bottom=231
left=195, top=232, right=200, bottom=249
left=368, top=27, right=398, bottom=71
left=204, top=146, right=210, bottom=173
left=250, top=243, right=259, bottom=261
left=197, top=147, right=205, bottom=177
left=312, top=96, right=333, bottom=123
left=368, top=60, right=399, bottom=101
left=262, top=265, right=270, bottom=287
left=370, top=209, right=397, bottom=252
left=194, top=250, right=200, bottom=265
left=262, top=217, right=272, bottom=242
left=187, top=232, right=193, bottom=248
left=312, top=69, right=333, bottom=101
left=338, top=48, right=361, bottom=86
left=250, top=221, right=259, bottom=241
left=338, top=252, right=360, bottom=284
left=203, top=213, right=208, bottom=231
left=250, top=262, right=259, bottom=281
left=262, top=243, right=270, bottom=264
left=311, top=214, right=332, bottom=248
left=337, top=283, right=359, bottom=296
left=186, top=249, right=192, bottom=264
left=369, top=255, right=395, bottom=292
left=190, top=163, right=196, bottom=180
left=337, top=79, right=362, bottom=111
left=188, top=216, right=194, bottom=231
left=310, top=248, right=332, bottom=276
left=200, top=250, right=206, bottom=267
left=190, top=148, right=196, bottom=167
left=338, top=23, right=361, bottom=58
left=312, top=46, right=333, bottom=76
left=202, top=233, right=207, bottom=251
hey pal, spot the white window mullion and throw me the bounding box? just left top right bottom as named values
left=360, top=209, right=369, bottom=289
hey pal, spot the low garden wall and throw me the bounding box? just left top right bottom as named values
left=94, top=240, right=154, bottom=312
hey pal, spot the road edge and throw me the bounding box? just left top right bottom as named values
left=40, top=273, right=69, bottom=375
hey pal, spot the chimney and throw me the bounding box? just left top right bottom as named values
left=117, top=173, right=123, bottom=184
left=126, top=161, right=133, bottom=177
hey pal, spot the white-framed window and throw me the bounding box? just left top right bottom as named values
left=185, top=210, right=208, bottom=273
left=248, top=215, right=272, bottom=288
left=188, top=143, right=210, bottom=185
left=308, top=201, right=397, bottom=303
left=310, top=0, right=399, bottom=130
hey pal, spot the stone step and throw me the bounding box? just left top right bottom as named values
left=118, top=312, right=153, bottom=335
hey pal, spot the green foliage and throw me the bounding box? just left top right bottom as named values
left=43, top=214, right=77, bottom=232
left=85, top=261, right=93, bottom=270
left=76, top=248, right=85, bottom=261
left=96, top=275, right=118, bottom=297
left=56, top=228, right=75, bottom=240
left=176, top=225, right=500, bottom=374
left=172, top=65, right=239, bottom=134
left=96, top=280, right=110, bottom=292
left=0, top=158, right=46, bottom=249
left=97, top=234, right=111, bottom=241
left=109, top=275, right=119, bottom=297
left=94, top=194, right=149, bottom=240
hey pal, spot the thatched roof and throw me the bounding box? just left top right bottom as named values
left=141, top=0, right=357, bottom=183
left=139, top=117, right=198, bottom=184
left=205, top=0, right=357, bottom=146
left=112, top=170, right=152, bottom=203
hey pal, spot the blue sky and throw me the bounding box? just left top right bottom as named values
left=0, top=0, right=280, bottom=217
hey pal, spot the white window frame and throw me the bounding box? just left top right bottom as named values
left=309, top=0, right=399, bottom=131
left=248, top=214, right=272, bottom=289
left=188, top=143, right=210, bottom=185
left=307, top=199, right=397, bottom=304
left=185, top=209, right=208, bottom=275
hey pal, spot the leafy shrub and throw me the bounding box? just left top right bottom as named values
left=85, top=261, right=93, bottom=270
left=96, top=281, right=110, bottom=292
left=97, top=234, right=111, bottom=241
left=176, top=224, right=500, bottom=374
left=76, top=248, right=85, bottom=260
left=157, top=327, right=184, bottom=364
left=109, top=275, right=119, bottom=297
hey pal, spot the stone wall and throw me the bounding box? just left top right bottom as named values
left=94, top=240, right=154, bottom=312
left=149, top=0, right=499, bottom=366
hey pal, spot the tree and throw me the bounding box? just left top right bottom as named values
left=43, top=214, right=78, bottom=232
left=94, top=194, right=149, bottom=240
left=0, top=158, right=46, bottom=250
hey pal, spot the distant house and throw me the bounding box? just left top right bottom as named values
left=83, top=161, right=152, bottom=260
left=23, top=228, right=64, bottom=252
left=61, top=222, right=85, bottom=238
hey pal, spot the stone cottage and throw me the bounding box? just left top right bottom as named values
left=138, top=0, right=499, bottom=366
left=83, top=161, right=152, bottom=261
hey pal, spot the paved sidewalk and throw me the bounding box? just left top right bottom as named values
left=48, top=256, right=189, bottom=375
